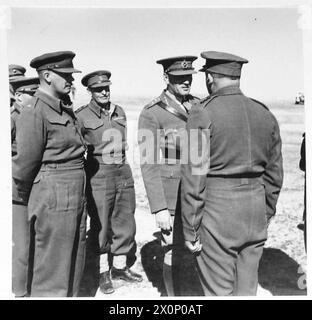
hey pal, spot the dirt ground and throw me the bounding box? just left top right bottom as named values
left=78, top=98, right=306, bottom=298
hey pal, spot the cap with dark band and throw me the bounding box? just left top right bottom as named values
left=30, top=51, right=81, bottom=73
left=199, top=51, right=248, bottom=77
left=81, top=70, right=112, bottom=88
left=10, top=77, right=40, bottom=94
left=156, top=55, right=197, bottom=75
left=9, top=64, right=26, bottom=81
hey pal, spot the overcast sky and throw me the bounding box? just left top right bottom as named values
left=7, top=6, right=304, bottom=101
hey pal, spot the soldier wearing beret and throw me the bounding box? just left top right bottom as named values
left=181, top=51, right=283, bottom=295
left=11, top=76, right=39, bottom=297
left=12, top=51, right=88, bottom=297
left=138, top=56, right=199, bottom=296
left=76, top=70, right=142, bottom=294
left=9, top=64, right=26, bottom=107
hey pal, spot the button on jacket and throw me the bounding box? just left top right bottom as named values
left=12, top=87, right=87, bottom=297
left=138, top=90, right=199, bottom=214
left=76, top=99, right=128, bottom=164
left=76, top=100, right=136, bottom=257
left=12, top=88, right=87, bottom=201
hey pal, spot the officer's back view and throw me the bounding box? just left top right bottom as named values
left=181, top=51, right=283, bottom=296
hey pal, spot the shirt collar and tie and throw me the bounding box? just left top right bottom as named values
left=89, top=99, right=117, bottom=118
left=163, top=90, right=191, bottom=114
left=35, top=88, right=74, bottom=117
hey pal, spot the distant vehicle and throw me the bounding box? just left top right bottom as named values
left=295, top=92, right=304, bottom=105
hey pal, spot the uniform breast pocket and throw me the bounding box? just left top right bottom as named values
left=163, top=128, right=178, bottom=142
left=47, top=116, right=71, bottom=145
left=163, top=127, right=186, bottom=148
left=84, top=119, right=105, bottom=142
left=84, top=119, right=104, bottom=130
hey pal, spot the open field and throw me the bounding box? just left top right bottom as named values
left=78, top=97, right=306, bottom=297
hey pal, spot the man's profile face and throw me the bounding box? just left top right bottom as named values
left=90, top=86, right=110, bottom=105
left=205, top=72, right=214, bottom=95
left=50, top=71, right=74, bottom=97
left=167, top=74, right=193, bottom=97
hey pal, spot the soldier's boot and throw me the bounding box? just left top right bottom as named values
left=99, top=253, right=114, bottom=294
left=99, top=271, right=114, bottom=294
left=163, top=250, right=175, bottom=296
left=111, top=255, right=143, bottom=283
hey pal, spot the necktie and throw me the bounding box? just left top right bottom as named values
left=182, top=99, right=192, bottom=113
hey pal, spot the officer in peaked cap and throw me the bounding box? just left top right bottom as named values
left=29, top=51, right=81, bottom=73
left=138, top=56, right=199, bottom=296
left=198, top=51, right=248, bottom=74
left=12, top=51, right=88, bottom=297
left=76, top=70, right=142, bottom=294
left=81, top=70, right=112, bottom=88
left=11, top=77, right=39, bottom=157
left=181, top=51, right=283, bottom=296
left=9, top=64, right=26, bottom=80
left=9, top=64, right=26, bottom=106
left=11, top=76, right=39, bottom=297
left=156, top=56, right=198, bottom=76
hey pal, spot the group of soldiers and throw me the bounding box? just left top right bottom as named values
left=10, top=49, right=284, bottom=298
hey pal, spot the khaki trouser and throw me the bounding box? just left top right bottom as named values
left=12, top=203, right=30, bottom=297
left=86, top=163, right=136, bottom=259
left=28, top=163, right=87, bottom=297
left=196, top=177, right=267, bottom=296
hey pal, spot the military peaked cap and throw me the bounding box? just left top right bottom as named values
left=156, top=55, right=197, bottom=75
left=81, top=70, right=112, bottom=88
left=199, top=51, right=248, bottom=77
left=9, top=64, right=26, bottom=81
left=10, top=76, right=39, bottom=94
left=30, top=51, right=81, bottom=73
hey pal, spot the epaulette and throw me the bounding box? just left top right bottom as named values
left=75, top=104, right=88, bottom=113
left=112, top=103, right=122, bottom=111
left=250, top=98, right=269, bottom=111
left=144, top=96, right=161, bottom=109
left=200, top=95, right=219, bottom=108
left=26, top=96, right=39, bottom=109
left=111, top=103, right=125, bottom=116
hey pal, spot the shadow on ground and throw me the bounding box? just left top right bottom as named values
left=78, top=239, right=306, bottom=297
left=258, top=247, right=306, bottom=296
left=140, top=232, right=204, bottom=296
left=78, top=233, right=139, bottom=297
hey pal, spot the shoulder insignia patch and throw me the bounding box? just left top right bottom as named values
left=112, top=103, right=124, bottom=112
left=201, top=95, right=219, bottom=108
left=144, top=96, right=161, bottom=109
left=250, top=98, right=269, bottom=111
left=75, top=104, right=88, bottom=113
